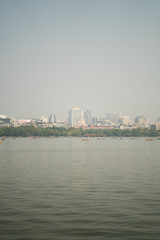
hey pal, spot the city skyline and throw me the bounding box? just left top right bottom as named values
left=2, top=106, right=160, bottom=130
left=1, top=105, right=160, bottom=124
left=0, top=110, right=159, bottom=123
left=1, top=1, right=160, bottom=121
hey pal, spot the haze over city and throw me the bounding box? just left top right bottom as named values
left=1, top=0, right=160, bottom=121
left=1, top=2, right=160, bottom=240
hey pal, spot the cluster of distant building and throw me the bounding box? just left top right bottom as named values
left=68, top=107, right=160, bottom=130
left=0, top=106, right=160, bottom=130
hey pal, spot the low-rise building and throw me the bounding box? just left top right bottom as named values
left=150, top=122, right=160, bottom=130
left=119, top=116, right=131, bottom=126
left=0, top=116, right=15, bottom=127
left=134, top=116, right=148, bottom=128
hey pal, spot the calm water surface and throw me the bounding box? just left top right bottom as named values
left=0, top=137, right=160, bottom=240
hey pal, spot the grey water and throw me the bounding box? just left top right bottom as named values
left=0, top=137, right=160, bottom=240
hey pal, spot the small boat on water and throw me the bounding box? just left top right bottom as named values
left=81, top=139, right=91, bottom=141
left=146, top=138, right=155, bottom=141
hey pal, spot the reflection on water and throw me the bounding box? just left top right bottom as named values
left=0, top=137, right=160, bottom=239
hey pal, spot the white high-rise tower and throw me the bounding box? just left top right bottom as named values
left=68, top=106, right=85, bottom=126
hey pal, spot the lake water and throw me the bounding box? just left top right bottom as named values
left=0, top=137, right=160, bottom=240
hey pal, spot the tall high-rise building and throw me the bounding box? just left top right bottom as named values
left=92, top=117, right=98, bottom=125
left=84, top=110, right=92, bottom=125
left=68, top=106, right=84, bottom=126
left=49, top=114, right=56, bottom=124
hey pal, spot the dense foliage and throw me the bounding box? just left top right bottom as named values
left=0, top=126, right=160, bottom=137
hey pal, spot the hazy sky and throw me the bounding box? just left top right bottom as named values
left=1, top=0, right=160, bottom=121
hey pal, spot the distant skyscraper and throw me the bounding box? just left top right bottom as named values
left=68, top=106, right=84, bottom=126
left=84, top=110, right=92, bottom=125
left=92, top=117, right=98, bottom=125
left=49, top=114, right=56, bottom=124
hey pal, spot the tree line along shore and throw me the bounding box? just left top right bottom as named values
left=0, top=126, right=160, bottom=137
